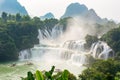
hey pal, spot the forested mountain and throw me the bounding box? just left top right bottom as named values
left=61, top=3, right=102, bottom=23
left=0, top=2, right=120, bottom=80
left=40, top=12, right=55, bottom=20
left=0, top=0, right=28, bottom=15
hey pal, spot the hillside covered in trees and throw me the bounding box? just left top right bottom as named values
left=0, top=12, right=119, bottom=61
left=0, top=12, right=59, bottom=62
left=1, top=12, right=120, bottom=80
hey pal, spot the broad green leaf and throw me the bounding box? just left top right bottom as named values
left=36, top=70, right=44, bottom=80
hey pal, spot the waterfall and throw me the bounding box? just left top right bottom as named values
left=61, top=50, right=73, bottom=60
left=19, top=25, right=64, bottom=61
left=19, top=49, right=31, bottom=61
left=19, top=40, right=114, bottom=66
left=51, top=24, right=63, bottom=39
left=19, top=24, right=115, bottom=66
left=61, top=40, right=88, bottom=65
left=38, top=25, right=64, bottom=42
left=70, top=53, right=87, bottom=64
left=63, top=40, right=85, bottom=51
left=90, top=41, right=114, bottom=59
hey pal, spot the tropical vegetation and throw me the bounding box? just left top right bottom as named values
left=1, top=12, right=120, bottom=80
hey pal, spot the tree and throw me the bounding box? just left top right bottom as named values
left=22, top=15, right=31, bottom=21
left=7, top=22, right=39, bottom=51
left=85, top=34, right=98, bottom=49
left=79, top=59, right=120, bottom=80
left=33, top=17, right=41, bottom=23
left=32, top=17, right=44, bottom=28
left=8, top=14, right=12, bottom=21
left=43, top=18, right=58, bottom=30
left=101, top=27, right=120, bottom=56
left=2, top=12, right=7, bottom=22
left=0, top=31, right=18, bottom=62
left=16, top=13, right=21, bottom=21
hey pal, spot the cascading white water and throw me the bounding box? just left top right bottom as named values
left=19, top=25, right=64, bottom=60
left=51, top=24, right=63, bottom=39
left=38, top=24, right=63, bottom=41
left=63, top=40, right=85, bottom=51
left=19, top=49, right=31, bottom=61
left=69, top=53, right=87, bottom=65
left=19, top=24, right=115, bottom=67
left=61, top=40, right=87, bottom=64
left=90, top=41, right=114, bottom=59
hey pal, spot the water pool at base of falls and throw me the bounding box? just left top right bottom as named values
left=0, top=60, right=86, bottom=80
left=0, top=25, right=115, bottom=80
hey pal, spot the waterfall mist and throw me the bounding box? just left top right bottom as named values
left=19, top=17, right=115, bottom=75
left=61, top=17, right=96, bottom=40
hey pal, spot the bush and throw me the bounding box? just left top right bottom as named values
left=85, top=34, right=98, bottom=49
left=22, top=66, right=77, bottom=80
left=0, top=31, right=18, bottom=61
left=101, top=27, right=120, bottom=57
left=79, top=59, right=120, bottom=80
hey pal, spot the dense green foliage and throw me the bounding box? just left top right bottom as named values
left=7, top=22, right=39, bottom=51
left=0, top=12, right=64, bottom=62
left=22, top=66, right=76, bottom=80
left=79, top=25, right=120, bottom=80
left=1, top=11, right=120, bottom=80
left=101, top=26, right=120, bottom=57
left=43, top=18, right=58, bottom=30
left=85, top=34, right=98, bottom=49
left=79, top=59, right=120, bottom=80
left=0, top=30, right=18, bottom=61
left=0, top=12, right=39, bottom=61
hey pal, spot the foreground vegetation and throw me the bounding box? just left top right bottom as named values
left=22, top=66, right=76, bottom=80
left=79, top=59, right=120, bottom=80
left=1, top=12, right=120, bottom=80
left=22, top=59, right=120, bottom=80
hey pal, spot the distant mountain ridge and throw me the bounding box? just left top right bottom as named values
left=0, top=0, right=28, bottom=15
left=40, top=12, right=55, bottom=20
left=61, top=3, right=88, bottom=18
left=61, top=3, right=102, bottom=22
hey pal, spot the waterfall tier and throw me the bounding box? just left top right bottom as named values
left=19, top=25, right=115, bottom=66
left=90, top=41, right=114, bottom=59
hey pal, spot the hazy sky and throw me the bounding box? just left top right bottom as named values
left=18, top=0, right=120, bottom=22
